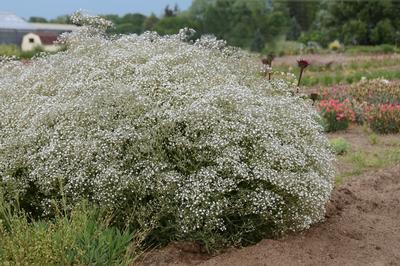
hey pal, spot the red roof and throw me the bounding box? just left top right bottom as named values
left=36, top=33, right=58, bottom=45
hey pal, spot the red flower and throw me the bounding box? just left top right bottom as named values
left=297, top=59, right=310, bottom=69
left=261, top=58, right=269, bottom=65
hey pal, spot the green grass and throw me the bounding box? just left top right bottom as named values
left=0, top=45, right=56, bottom=59
left=0, top=196, right=146, bottom=265
left=330, top=137, right=350, bottom=155
left=299, top=68, right=400, bottom=86
left=335, top=139, right=400, bottom=184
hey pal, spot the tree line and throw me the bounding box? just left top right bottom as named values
left=30, top=0, right=400, bottom=52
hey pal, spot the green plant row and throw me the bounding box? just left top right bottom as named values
left=0, top=195, right=144, bottom=265
left=302, top=69, right=400, bottom=87
left=0, top=45, right=47, bottom=59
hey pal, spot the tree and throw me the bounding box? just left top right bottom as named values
left=143, top=14, right=159, bottom=31
left=250, top=29, right=265, bottom=52
left=154, top=16, right=199, bottom=35
left=164, top=5, right=177, bottom=17
left=342, top=20, right=368, bottom=45
left=50, top=15, right=72, bottom=24
left=192, top=0, right=289, bottom=50
left=285, top=1, right=320, bottom=31
left=29, top=17, right=48, bottom=23
left=305, top=0, right=400, bottom=45
left=287, top=17, right=301, bottom=41
left=371, top=19, right=395, bottom=44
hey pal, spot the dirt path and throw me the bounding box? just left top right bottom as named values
left=138, top=164, right=400, bottom=266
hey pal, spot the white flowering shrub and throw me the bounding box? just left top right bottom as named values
left=0, top=14, right=334, bottom=247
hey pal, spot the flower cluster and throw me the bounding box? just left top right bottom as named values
left=321, top=79, right=400, bottom=106
left=0, top=14, right=334, bottom=246
left=366, top=104, right=400, bottom=134
left=318, top=79, right=400, bottom=133
left=318, top=99, right=355, bottom=132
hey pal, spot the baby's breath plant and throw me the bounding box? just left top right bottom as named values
left=0, top=13, right=334, bottom=248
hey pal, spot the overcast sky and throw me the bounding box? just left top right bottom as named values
left=2, top=0, right=192, bottom=19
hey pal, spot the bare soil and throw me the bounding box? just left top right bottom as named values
left=137, top=163, right=400, bottom=266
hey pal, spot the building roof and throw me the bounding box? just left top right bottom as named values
left=0, top=12, right=35, bottom=30
left=0, top=12, right=78, bottom=31
left=37, top=32, right=59, bottom=45
left=31, top=22, right=78, bottom=31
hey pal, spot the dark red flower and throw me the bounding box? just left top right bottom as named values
left=261, top=58, right=269, bottom=65
left=297, top=59, right=310, bottom=69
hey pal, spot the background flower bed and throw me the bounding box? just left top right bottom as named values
left=317, top=79, right=400, bottom=133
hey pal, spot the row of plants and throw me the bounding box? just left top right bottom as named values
left=302, top=68, right=400, bottom=87
left=0, top=45, right=46, bottom=59
left=317, top=79, right=400, bottom=134
left=273, top=52, right=400, bottom=87
left=266, top=41, right=399, bottom=57
left=0, top=194, right=143, bottom=265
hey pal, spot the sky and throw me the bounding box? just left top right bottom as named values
left=2, top=0, right=193, bottom=20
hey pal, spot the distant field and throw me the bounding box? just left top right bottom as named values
left=273, top=53, right=400, bottom=87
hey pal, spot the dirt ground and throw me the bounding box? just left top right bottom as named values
left=137, top=162, right=400, bottom=266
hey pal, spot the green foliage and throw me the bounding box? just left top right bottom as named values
left=329, top=138, right=350, bottom=155
left=116, top=14, right=146, bottom=34
left=285, top=0, right=319, bottom=32
left=143, top=13, right=159, bottom=31
left=318, top=100, right=354, bottom=132
left=28, top=0, right=400, bottom=50
left=250, top=29, right=266, bottom=52
left=0, top=45, right=21, bottom=57
left=371, top=19, right=395, bottom=44
left=345, top=44, right=397, bottom=54
left=29, top=16, right=48, bottom=23
left=0, top=196, right=142, bottom=265
left=301, top=0, right=400, bottom=46
left=369, top=133, right=378, bottom=145
left=264, top=40, right=304, bottom=56
left=154, top=15, right=199, bottom=35
left=287, top=17, right=301, bottom=41
left=0, top=45, right=45, bottom=59
left=321, top=114, right=349, bottom=132
left=342, top=20, right=368, bottom=45
left=367, top=105, right=400, bottom=134
left=189, top=0, right=290, bottom=51
left=49, top=15, right=72, bottom=24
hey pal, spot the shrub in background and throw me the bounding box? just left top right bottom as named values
left=0, top=13, right=334, bottom=248
left=367, top=104, right=400, bottom=134
left=329, top=138, right=350, bottom=155
left=321, top=79, right=400, bottom=106
left=318, top=99, right=355, bottom=132
left=368, top=133, right=378, bottom=145
left=328, top=40, right=342, bottom=51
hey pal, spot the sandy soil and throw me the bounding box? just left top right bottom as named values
left=137, top=164, right=400, bottom=266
